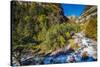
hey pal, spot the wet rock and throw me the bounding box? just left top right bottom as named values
left=20, top=32, right=97, bottom=65
left=81, top=51, right=88, bottom=59
left=67, top=55, right=76, bottom=63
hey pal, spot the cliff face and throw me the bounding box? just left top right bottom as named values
left=36, top=3, right=68, bottom=23
left=79, top=6, right=97, bottom=40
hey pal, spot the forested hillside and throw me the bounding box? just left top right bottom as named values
left=11, top=1, right=97, bottom=66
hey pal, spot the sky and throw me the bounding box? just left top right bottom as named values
left=61, top=4, right=86, bottom=17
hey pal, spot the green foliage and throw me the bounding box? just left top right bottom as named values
left=38, top=15, right=48, bottom=28
left=44, top=6, right=53, bottom=13
left=38, top=27, right=47, bottom=41
left=59, top=35, right=66, bottom=45
left=11, top=1, right=97, bottom=65
left=24, top=16, right=31, bottom=22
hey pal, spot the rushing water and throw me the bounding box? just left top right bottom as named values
left=43, top=33, right=97, bottom=64
left=43, top=53, right=96, bottom=64
left=21, top=50, right=97, bottom=65
left=21, top=52, right=96, bottom=65
left=20, top=32, right=97, bottom=65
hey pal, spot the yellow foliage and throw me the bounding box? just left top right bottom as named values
left=65, top=32, right=70, bottom=38
left=84, top=17, right=97, bottom=40
left=69, top=39, right=79, bottom=50
left=59, top=35, right=66, bottom=45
